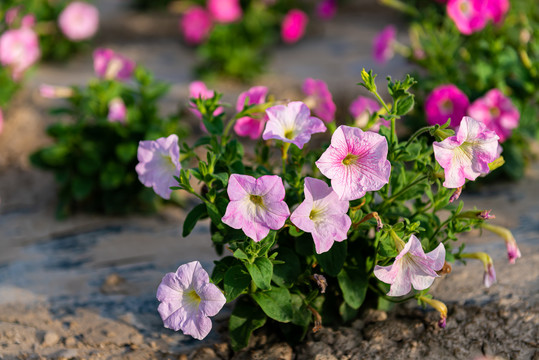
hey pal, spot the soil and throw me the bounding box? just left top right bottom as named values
left=0, top=1, right=538, bottom=359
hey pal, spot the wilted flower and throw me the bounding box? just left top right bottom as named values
left=467, top=89, right=519, bottom=143
left=316, top=125, right=391, bottom=201
left=0, top=27, right=40, bottom=80
left=372, top=25, right=396, bottom=65
left=135, top=134, right=181, bottom=199
left=58, top=1, right=99, bottom=41
left=433, top=116, right=499, bottom=188
left=207, top=0, right=242, bottom=23
left=290, top=177, right=352, bottom=254
left=39, top=84, right=74, bottom=99
left=281, top=9, right=308, bottom=44
left=222, top=174, right=290, bottom=242
left=316, top=0, right=337, bottom=20
left=349, top=95, right=389, bottom=131
left=93, top=48, right=135, bottom=81
left=486, top=0, right=509, bottom=24
left=234, top=86, right=269, bottom=139
left=446, top=0, right=488, bottom=35
left=425, top=84, right=470, bottom=127
left=302, top=78, right=336, bottom=123
left=157, top=261, right=226, bottom=340
left=263, top=101, right=326, bottom=149
left=107, top=98, right=127, bottom=123
left=180, top=6, right=213, bottom=45
left=374, top=235, right=446, bottom=296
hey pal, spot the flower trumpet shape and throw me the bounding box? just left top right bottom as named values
left=157, top=261, right=226, bottom=340
left=374, top=235, right=445, bottom=297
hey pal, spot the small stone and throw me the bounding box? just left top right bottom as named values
left=41, top=331, right=60, bottom=347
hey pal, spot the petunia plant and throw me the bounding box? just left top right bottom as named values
left=151, top=70, right=521, bottom=350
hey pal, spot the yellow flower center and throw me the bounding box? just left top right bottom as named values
left=342, top=153, right=359, bottom=166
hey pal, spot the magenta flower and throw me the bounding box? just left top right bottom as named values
left=222, top=174, right=290, bottom=242
left=262, top=101, right=326, bottom=149
left=316, top=0, right=337, bottom=20
left=425, top=84, right=470, bottom=127
left=486, top=0, right=509, bottom=25
left=316, top=125, right=391, bottom=201
left=281, top=9, right=308, bottom=44
left=372, top=25, right=396, bottom=65
left=433, top=116, right=499, bottom=188
left=302, top=78, right=336, bottom=123
left=93, top=48, right=135, bottom=81
left=234, top=86, right=269, bottom=140
left=290, top=177, right=351, bottom=254
left=180, top=6, right=213, bottom=45
left=135, top=134, right=181, bottom=200
left=349, top=96, right=389, bottom=131
left=207, top=0, right=242, bottom=23
left=157, top=261, right=226, bottom=340
left=446, top=0, right=488, bottom=35
left=107, top=98, right=127, bottom=123
left=467, top=89, right=519, bottom=143
left=374, top=235, right=446, bottom=296
left=58, top=1, right=99, bottom=41
left=0, top=27, right=40, bottom=80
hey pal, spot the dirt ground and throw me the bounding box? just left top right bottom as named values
left=0, top=1, right=538, bottom=359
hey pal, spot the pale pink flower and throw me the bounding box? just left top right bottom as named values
left=93, top=48, right=135, bottom=81
left=58, top=1, right=99, bottom=41
left=349, top=95, right=389, bottom=131
left=290, top=177, right=351, bottom=254
left=157, top=261, right=226, bottom=340
left=302, top=78, right=336, bottom=123
left=433, top=116, right=499, bottom=188
left=425, top=84, right=470, bottom=127
left=222, top=174, right=290, bottom=242
left=234, top=86, right=268, bottom=140
left=0, top=27, right=40, bottom=80
left=207, top=0, right=242, bottom=23
left=315, top=125, right=391, bottom=201
left=467, top=89, right=519, bottom=143
left=108, top=98, right=127, bottom=123
left=316, top=0, right=337, bottom=20
left=281, top=9, right=308, bottom=44
left=446, top=0, right=488, bottom=35
left=262, top=101, right=326, bottom=149
left=180, top=6, right=213, bottom=45
left=135, top=134, right=181, bottom=200
left=374, top=235, right=446, bottom=296
left=372, top=25, right=396, bottom=65
left=486, top=0, right=509, bottom=24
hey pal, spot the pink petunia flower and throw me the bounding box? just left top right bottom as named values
left=0, top=27, right=40, bottom=80
left=107, top=98, right=127, bottom=123
left=262, top=101, right=326, bottom=149
left=425, top=84, right=470, bottom=127
left=446, top=0, right=488, bottom=35
left=302, top=78, right=336, bottom=123
left=433, top=116, right=499, bottom=188
left=372, top=25, right=396, bottom=65
left=315, top=125, right=391, bottom=201
left=207, top=0, right=242, bottom=23
left=180, top=6, right=213, bottom=45
left=316, top=0, right=337, bottom=20
left=486, top=0, right=509, bottom=25
left=157, top=261, right=226, bottom=340
left=222, top=174, right=290, bottom=242
left=281, top=9, right=308, bottom=44
left=93, top=48, right=135, bottom=81
left=135, top=134, right=181, bottom=200
left=58, top=1, right=99, bottom=41
left=234, top=86, right=269, bottom=140
left=467, top=89, right=519, bottom=143
left=374, top=235, right=446, bottom=297
left=290, top=177, right=351, bottom=254
left=349, top=95, right=389, bottom=131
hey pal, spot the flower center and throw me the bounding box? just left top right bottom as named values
left=250, top=194, right=264, bottom=206
left=342, top=153, right=359, bottom=166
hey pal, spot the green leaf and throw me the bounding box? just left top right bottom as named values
left=182, top=203, right=207, bottom=237
left=272, top=247, right=301, bottom=287
left=245, top=257, right=273, bottom=290
left=229, top=297, right=267, bottom=351
left=337, top=267, right=367, bottom=310
left=316, top=241, right=347, bottom=277
left=252, top=287, right=293, bottom=322
left=224, top=265, right=251, bottom=302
